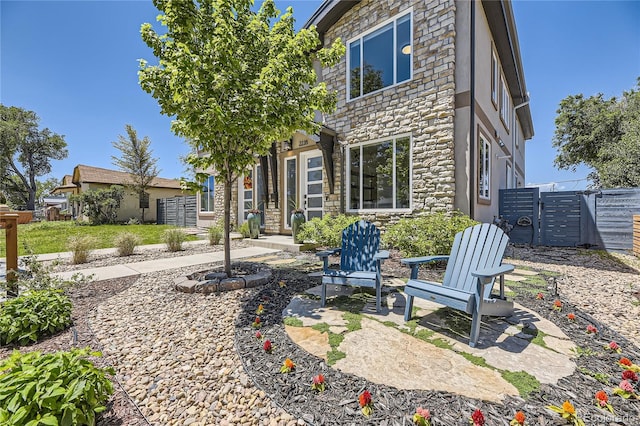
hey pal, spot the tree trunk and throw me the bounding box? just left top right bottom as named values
left=223, top=177, right=232, bottom=277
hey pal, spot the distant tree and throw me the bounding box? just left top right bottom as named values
left=553, top=78, right=640, bottom=188
left=350, top=64, right=384, bottom=98
left=0, top=105, right=68, bottom=210
left=36, top=177, right=61, bottom=207
left=111, top=124, right=160, bottom=223
left=139, top=0, right=345, bottom=276
left=71, top=185, right=124, bottom=225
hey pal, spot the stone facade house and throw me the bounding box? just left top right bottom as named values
left=52, top=164, right=184, bottom=223
left=196, top=0, right=533, bottom=232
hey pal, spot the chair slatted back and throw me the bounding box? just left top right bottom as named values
left=340, top=220, right=380, bottom=272
left=442, top=224, right=509, bottom=297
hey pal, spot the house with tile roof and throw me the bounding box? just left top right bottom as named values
left=52, top=164, right=184, bottom=222
left=196, top=0, right=534, bottom=233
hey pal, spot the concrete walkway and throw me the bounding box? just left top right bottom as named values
left=52, top=245, right=282, bottom=281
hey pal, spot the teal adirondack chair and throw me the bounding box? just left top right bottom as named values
left=316, top=220, right=389, bottom=312
left=402, top=223, right=514, bottom=347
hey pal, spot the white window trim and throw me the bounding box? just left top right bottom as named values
left=478, top=135, right=491, bottom=200
left=200, top=175, right=215, bottom=213
left=346, top=133, right=413, bottom=213
left=500, top=74, right=511, bottom=131
left=283, top=156, right=297, bottom=230
left=491, top=48, right=498, bottom=106
left=346, top=8, right=414, bottom=102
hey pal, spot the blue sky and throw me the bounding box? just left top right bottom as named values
left=1, top=1, right=639, bottom=192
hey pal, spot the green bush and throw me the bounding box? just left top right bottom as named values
left=238, top=222, right=250, bottom=238
left=162, top=228, right=186, bottom=252
left=0, top=289, right=72, bottom=346
left=0, top=348, right=114, bottom=425
left=66, top=235, right=97, bottom=264
left=113, top=232, right=141, bottom=256
left=297, top=214, right=362, bottom=248
left=382, top=211, right=479, bottom=257
left=208, top=223, right=223, bottom=245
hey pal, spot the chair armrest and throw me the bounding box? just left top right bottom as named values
left=401, top=256, right=449, bottom=279
left=316, top=248, right=341, bottom=259
left=374, top=250, right=390, bottom=260
left=471, top=263, right=515, bottom=280
left=400, top=255, right=450, bottom=266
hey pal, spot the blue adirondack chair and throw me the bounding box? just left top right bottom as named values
left=316, top=220, right=389, bottom=312
left=402, top=223, right=514, bottom=347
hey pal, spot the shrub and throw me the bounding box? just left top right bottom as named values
left=70, top=185, right=124, bottom=225
left=297, top=214, right=362, bottom=248
left=113, top=232, right=141, bottom=257
left=208, top=223, right=223, bottom=245
left=163, top=228, right=186, bottom=252
left=0, top=348, right=114, bottom=425
left=238, top=222, right=251, bottom=238
left=66, top=235, right=97, bottom=264
left=382, top=211, right=479, bottom=257
left=0, top=289, right=72, bottom=346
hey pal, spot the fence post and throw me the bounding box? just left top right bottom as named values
left=634, top=215, right=640, bottom=258
left=1, top=213, right=19, bottom=297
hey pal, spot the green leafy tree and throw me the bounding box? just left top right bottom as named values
left=0, top=105, right=68, bottom=210
left=111, top=124, right=160, bottom=223
left=553, top=78, right=640, bottom=188
left=36, top=177, right=61, bottom=207
left=138, top=0, right=345, bottom=275
left=70, top=185, right=124, bottom=225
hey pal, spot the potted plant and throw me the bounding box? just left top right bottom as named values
left=290, top=201, right=306, bottom=244
left=246, top=208, right=261, bottom=239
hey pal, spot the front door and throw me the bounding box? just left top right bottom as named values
left=238, top=166, right=265, bottom=229
left=301, top=150, right=323, bottom=221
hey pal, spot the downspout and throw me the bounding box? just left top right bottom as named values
left=512, top=97, right=530, bottom=187
left=469, top=0, right=476, bottom=219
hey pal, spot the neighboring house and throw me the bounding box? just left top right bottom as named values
left=197, top=0, right=534, bottom=232
left=52, top=165, right=184, bottom=222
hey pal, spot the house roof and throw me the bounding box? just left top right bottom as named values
left=305, top=0, right=534, bottom=139
left=71, top=164, right=182, bottom=189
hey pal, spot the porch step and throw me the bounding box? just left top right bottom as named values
left=242, top=234, right=311, bottom=253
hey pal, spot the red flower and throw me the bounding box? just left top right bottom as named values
left=313, top=374, right=325, bottom=385
left=622, top=370, right=639, bottom=382
left=595, top=390, right=608, bottom=406
left=512, top=411, right=525, bottom=425
left=358, top=390, right=372, bottom=408
left=255, top=331, right=262, bottom=339
left=620, top=357, right=633, bottom=366
left=254, top=316, right=261, bottom=324
left=471, top=409, right=485, bottom=426
left=263, top=339, right=272, bottom=352
left=536, top=293, right=544, bottom=300
left=586, top=324, right=598, bottom=334
left=567, top=313, right=575, bottom=320
left=609, top=341, right=620, bottom=350
left=553, top=299, right=562, bottom=309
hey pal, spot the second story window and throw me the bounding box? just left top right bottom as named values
left=200, top=175, right=215, bottom=212
left=348, top=12, right=412, bottom=100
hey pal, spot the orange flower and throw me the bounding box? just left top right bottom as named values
left=359, top=390, right=372, bottom=407
left=553, top=299, right=562, bottom=309
left=256, top=304, right=264, bottom=314
left=536, top=293, right=544, bottom=300
left=567, top=313, right=575, bottom=320
left=284, top=358, right=295, bottom=369
left=595, top=390, right=608, bottom=405
left=511, top=411, right=525, bottom=425
left=562, top=400, right=575, bottom=415
left=620, top=357, right=633, bottom=366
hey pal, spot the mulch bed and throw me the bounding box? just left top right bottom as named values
left=235, top=255, right=640, bottom=425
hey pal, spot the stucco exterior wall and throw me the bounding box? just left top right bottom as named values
left=319, top=0, right=458, bottom=227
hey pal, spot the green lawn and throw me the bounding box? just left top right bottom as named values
left=0, top=221, right=198, bottom=256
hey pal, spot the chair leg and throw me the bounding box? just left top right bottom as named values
left=321, top=282, right=327, bottom=307
left=376, top=281, right=381, bottom=313
left=404, top=294, right=414, bottom=322
left=469, top=299, right=482, bottom=348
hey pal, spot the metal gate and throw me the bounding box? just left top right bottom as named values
left=157, top=196, right=197, bottom=227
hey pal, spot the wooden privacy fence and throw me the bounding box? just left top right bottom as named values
left=634, top=215, right=640, bottom=257
left=157, top=195, right=197, bottom=227
left=499, top=188, right=640, bottom=251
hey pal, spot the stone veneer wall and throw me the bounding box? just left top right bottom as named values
left=321, top=0, right=457, bottom=228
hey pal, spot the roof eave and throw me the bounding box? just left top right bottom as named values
left=303, top=0, right=361, bottom=35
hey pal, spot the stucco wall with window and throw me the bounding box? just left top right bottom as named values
left=319, top=0, right=457, bottom=225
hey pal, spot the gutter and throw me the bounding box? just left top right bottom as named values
left=469, top=0, right=476, bottom=219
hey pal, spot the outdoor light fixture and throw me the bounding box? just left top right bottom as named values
left=282, top=139, right=292, bottom=151
left=401, top=44, right=411, bottom=55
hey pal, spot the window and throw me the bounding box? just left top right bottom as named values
left=499, top=74, right=511, bottom=130
left=478, top=136, right=491, bottom=200
left=491, top=49, right=498, bottom=106
left=200, top=175, right=215, bottom=212
left=349, top=136, right=411, bottom=210
left=348, top=12, right=412, bottom=100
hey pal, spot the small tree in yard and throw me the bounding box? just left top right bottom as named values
left=139, top=0, right=345, bottom=276
left=71, top=185, right=124, bottom=225
left=111, top=124, right=160, bottom=223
